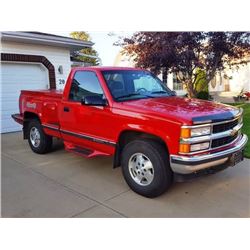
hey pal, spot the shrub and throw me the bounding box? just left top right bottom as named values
left=196, top=91, right=209, bottom=100
left=194, top=69, right=209, bottom=100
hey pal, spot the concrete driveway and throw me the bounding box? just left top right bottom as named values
left=1, top=132, right=250, bottom=218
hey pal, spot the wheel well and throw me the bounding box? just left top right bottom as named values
left=113, top=130, right=169, bottom=168
left=24, top=111, right=40, bottom=121
left=23, top=112, right=40, bottom=139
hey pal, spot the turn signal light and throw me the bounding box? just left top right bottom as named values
left=179, top=144, right=190, bottom=153
left=180, top=128, right=191, bottom=138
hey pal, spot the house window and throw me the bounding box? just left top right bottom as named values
left=173, top=73, right=183, bottom=90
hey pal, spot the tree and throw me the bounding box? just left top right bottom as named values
left=119, top=32, right=250, bottom=98
left=70, top=31, right=100, bottom=65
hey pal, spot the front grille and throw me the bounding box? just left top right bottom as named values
left=213, top=118, right=239, bottom=133
left=211, top=133, right=238, bottom=148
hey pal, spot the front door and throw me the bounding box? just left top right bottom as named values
left=59, top=70, right=115, bottom=153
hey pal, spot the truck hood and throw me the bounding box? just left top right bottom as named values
left=119, top=96, right=239, bottom=124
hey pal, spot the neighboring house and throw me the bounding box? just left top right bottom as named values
left=114, top=51, right=250, bottom=96
left=0, top=32, right=93, bottom=133
left=113, top=52, right=135, bottom=67
left=209, top=60, right=250, bottom=94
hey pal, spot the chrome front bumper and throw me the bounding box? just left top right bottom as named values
left=170, top=134, right=248, bottom=174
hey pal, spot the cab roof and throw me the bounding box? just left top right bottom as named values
left=72, top=66, right=144, bottom=71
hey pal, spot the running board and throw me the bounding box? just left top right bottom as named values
left=64, top=142, right=109, bottom=158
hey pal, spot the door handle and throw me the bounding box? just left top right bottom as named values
left=64, top=107, right=70, bottom=112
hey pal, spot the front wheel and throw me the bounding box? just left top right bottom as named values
left=121, top=139, right=173, bottom=198
left=27, top=120, right=52, bottom=154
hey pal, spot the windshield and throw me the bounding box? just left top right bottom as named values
left=101, top=70, right=173, bottom=102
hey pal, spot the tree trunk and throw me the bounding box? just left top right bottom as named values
left=186, top=79, right=196, bottom=98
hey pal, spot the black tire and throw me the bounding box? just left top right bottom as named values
left=27, top=119, right=52, bottom=154
left=121, top=139, right=173, bottom=198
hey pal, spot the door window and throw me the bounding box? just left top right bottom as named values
left=69, top=71, right=104, bottom=101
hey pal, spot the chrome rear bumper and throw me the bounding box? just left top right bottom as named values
left=170, top=134, right=248, bottom=174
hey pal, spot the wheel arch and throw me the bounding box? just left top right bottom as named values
left=113, top=129, right=169, bottom=168
left=23, top=111, right=41, bottom=139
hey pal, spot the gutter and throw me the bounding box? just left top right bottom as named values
left=1, top=31, right=93, bottom=48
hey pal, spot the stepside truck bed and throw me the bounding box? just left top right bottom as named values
left=12, top=89, right=63, bottom=138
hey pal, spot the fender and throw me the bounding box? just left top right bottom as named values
left=113, top=124, right=176, bottom=168
left=117, top=124, right=171, bottom=149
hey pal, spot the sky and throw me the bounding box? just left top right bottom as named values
left=89, top=32, right=134, bottom=65
left=51, top=31, right=134, bottom=66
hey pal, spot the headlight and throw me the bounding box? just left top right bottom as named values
left=191, top=126, right=211, bottom=137
left=190, top=142, right=210, bottom=152
left=181, top=126, right=211, bottom=138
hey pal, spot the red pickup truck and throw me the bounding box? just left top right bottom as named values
left=12, top=67, right=248, bottom=197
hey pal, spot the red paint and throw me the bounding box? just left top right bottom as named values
left=14, top=67, right=239, bottom=157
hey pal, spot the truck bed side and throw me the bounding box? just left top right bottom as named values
left=19, top=89, right=63, bottom=138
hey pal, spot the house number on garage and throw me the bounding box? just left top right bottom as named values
left=59, top=79, right=65, bottom=85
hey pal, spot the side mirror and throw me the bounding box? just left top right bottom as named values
left=81, top=95, right=107, bottom=106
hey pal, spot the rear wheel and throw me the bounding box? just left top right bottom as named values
left=121, top=139, right=173, bottom=198
left=27, top=120, right=52, bottom=154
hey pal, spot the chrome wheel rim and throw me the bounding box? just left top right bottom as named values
left=128, top=153, right=154, bottom=186
left=30, top=127, right=41, bottom=148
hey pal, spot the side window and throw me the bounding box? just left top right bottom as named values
left=69, top=71, right=104, bottom=101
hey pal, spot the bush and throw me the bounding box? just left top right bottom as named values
left=194, top=69, right=209, bottom=100
left=196, top=91, right=209, bottom=100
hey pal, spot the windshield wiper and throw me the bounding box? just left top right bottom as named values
left=150, top=90, right=168, bottom=94
left=116, top=93, right=143, bottom=100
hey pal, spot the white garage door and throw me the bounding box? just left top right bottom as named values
left=1, top=62, right=49, bottom=133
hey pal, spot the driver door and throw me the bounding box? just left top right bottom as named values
left=59, top=70, right=114, bottom=151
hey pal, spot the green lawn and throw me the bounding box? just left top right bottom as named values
left=227, top=103, right=250, bottom=158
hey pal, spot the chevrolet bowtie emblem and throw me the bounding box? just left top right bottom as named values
left=230, top=129, right=237, bottom=136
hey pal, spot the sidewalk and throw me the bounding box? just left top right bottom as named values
left=211, top=91, right=250, bottom=103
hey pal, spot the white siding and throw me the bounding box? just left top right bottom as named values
left=166, top=73, right=187, bottom=96
left=209, top=73, right=225, bottom=92
left=1, top=41, right=71, bottom=90
left=209, top=63, right=250, bottom=93
left=113, top=52, right=135, bottom=67
left=228, top=63, right=250, bottom=92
